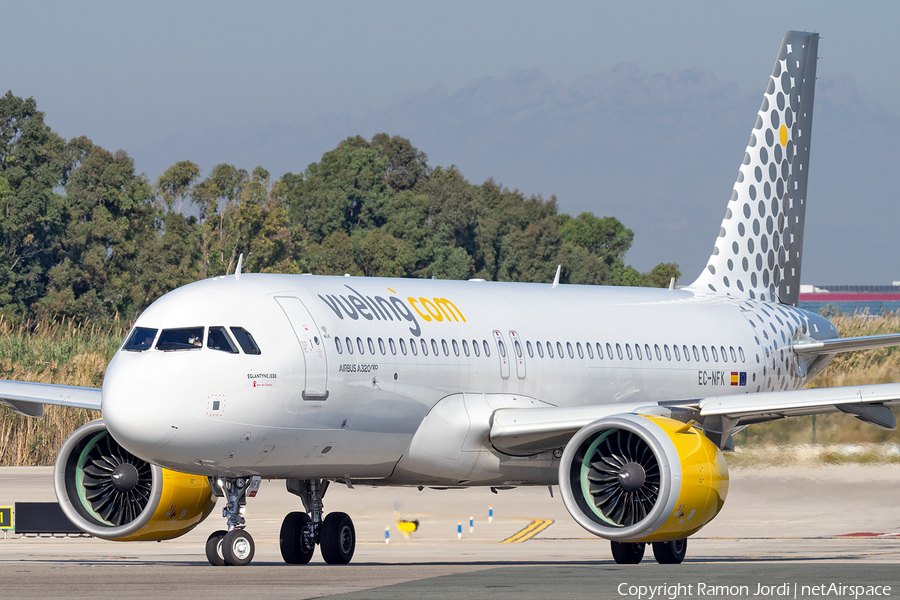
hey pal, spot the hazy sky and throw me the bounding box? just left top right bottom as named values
left=4, top=1, right=899, bottom=284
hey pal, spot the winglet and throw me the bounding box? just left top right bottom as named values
left=552, top=265, right=561, bottom=288
left=235, top=253, right=243, bottom=281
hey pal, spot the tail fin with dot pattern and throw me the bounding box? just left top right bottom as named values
left=688, top=31, right=819, bottom=306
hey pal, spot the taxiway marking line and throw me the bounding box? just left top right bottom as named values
left=500, top=519, right=553, bottom=544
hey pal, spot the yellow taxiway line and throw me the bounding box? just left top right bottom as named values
left=500, top=518, right=554, bottom=544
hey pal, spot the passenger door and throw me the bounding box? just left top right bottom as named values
left=275, top=296, right=329, bottom=400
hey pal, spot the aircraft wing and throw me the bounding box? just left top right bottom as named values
left=489, top=383, right=900, bottom=455
left=0, top=379, right=102, bottom=418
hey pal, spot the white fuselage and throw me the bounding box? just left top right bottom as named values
left=101, top=274, right=837, bottom=485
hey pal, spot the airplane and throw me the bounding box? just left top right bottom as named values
left=3, top=30, right=900, bottom=567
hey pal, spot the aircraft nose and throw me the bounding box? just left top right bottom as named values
left=101, top=353, right=181, bottom=460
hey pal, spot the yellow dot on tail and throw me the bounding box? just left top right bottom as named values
left=779, top=125, right=788, bottom=146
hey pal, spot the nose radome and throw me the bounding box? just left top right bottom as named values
left=101, top=353, right=181, bottom=461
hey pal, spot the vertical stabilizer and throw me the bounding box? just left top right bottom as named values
left=689, top=31, right=819, bottom=306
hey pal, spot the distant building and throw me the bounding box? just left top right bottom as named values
left=798, top=284, right=900, bottom=315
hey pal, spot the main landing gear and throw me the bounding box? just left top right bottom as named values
left=610, top=539, right=687, bottom=565
left=206, top=476, right=258, bottom=566
left=280, top=479, right=356, bottom=565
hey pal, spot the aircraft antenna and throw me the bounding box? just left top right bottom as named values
left=235, top=253, right=243, bottom=281
left=552, top=265, right=561, bottom=288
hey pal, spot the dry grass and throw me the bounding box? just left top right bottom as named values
left=0, top=317, right=128, bottom=466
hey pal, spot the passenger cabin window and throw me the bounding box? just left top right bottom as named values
left=693, top=345, right=700, bottom=361
left=576, top=342, right=584, bottom=359
left=498, top=340, right=507, bottom=358
left=452, top=339, right=460, bottom=356
left=596, top=343, right=604, bottom=359
left=537, top=341, right=544, bottom=358
left=208, top=326, right=239, bottom=354
left=711, top=346, right=718, bottom=362
left=230, top=327, right=261, bottom=355
left=664, top=345, right=671, bottom=360
left=653, top=344, right=661, bottom=361
left=546, top=342, right=554, bottom=358
left=625, top=344, right=633, bottom=360
left=586, top=342, right=593, bottom=359
left=556, top=342, right=564, bottom=358
left=399, top=338, right=407, bottom=355
left=463, top=339, right=470, bottom=356
left=357, top=337, right=365, bottom=355
left=157, top=327, right=204, bottom=351
left=346, top=337, right=353, bottom=354
left=673, top=345, right=681, bottom=361
left=123, top=327, right=157, bottom=352
left=526, top=341, right=534, bottom=358
left=367, top=338, right=375, bottom=355
left=409, top=338, right=417, bottom=355
left=378, top=338, right=386, bottom=355
left=634, top=344, right=641, bottom=360
left=473, top=340, right=480, bottom=357
left=514, top=340, right=523, bottom=358
left=335, top=338, right=343, bottom=354
left=607, top=343, right=613, bottom=359
left=483, top=340, right=491, bottom=357
left=420, top=339, right=428, bottom=355
left=702, top=346, right=709, bottom=361
left=389, top=338, right=397, bottom=355
left=566, top=342, right=574, bottom=358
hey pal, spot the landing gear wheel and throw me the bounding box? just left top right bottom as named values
left=280, top=511, right=315, bottom=564
left=610, top=541, right=645, bottom=564
left=320, top=512, right=355, bottom=565
left=222, top=529, right=255, bottom=566
left=205, top=530, right=227, bottom=566
left=652, top=538, right=687, bottom=564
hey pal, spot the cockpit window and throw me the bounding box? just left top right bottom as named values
left=208, top=326, right=239, bottom=354
left=230, top=327, right=261, bottom=355
left=156, top=327, right=204, bottom=351
left=123, top=327, right=158, bottom=352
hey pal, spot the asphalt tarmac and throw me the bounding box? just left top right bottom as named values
left=1, top=465, right=899, bottom=598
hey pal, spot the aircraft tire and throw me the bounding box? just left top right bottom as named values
left=610, top=541, right=645, bottom=564
left=280, top=512, right=315, bottom=564
left=320, top=512, right=355, bottom=565
left=223, top=529, right=255, bottom=566
left=205, top=530, right=227, bottom=566
left=652, top=539, right=687, bottom=564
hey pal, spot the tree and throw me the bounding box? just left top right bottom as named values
left=156, top=161, right=200, bottom=214
left=39, top=142, right=155, bottom=320
left=0, top=92, right=68, bottom=319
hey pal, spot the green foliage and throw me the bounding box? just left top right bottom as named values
left=0, top=92, right=679, bottom=323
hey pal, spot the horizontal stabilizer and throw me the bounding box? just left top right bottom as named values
left=792, top=333, right=900, bottom=356
left=0, top=379, right=102, bottom=418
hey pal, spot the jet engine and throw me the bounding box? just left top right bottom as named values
left=54, top=420, right=216, bottom=541
left=558, top=414, right=729, bottom=543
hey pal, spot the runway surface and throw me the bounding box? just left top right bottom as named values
left=1, top=465, right=899, bottom=598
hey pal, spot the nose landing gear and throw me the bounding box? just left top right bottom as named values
left=280, top=478, right=356, bottom=565
left=206, top=476, right=259, bottom=566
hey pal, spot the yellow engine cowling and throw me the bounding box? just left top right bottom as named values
left=54, top=420, right=216, bottom=541
left=558, top=414, right=729, bottom=543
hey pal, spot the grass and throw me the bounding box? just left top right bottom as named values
left=0, top=317, right=128, bottom=466
left=1, top=313, right=900, bottom=466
